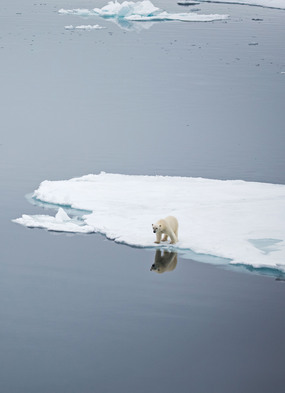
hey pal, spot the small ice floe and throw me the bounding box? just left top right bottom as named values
left=59, top=1, right=228, bottom=24
left=177, top=1, right=200, bottom=5
left=125, top=11, right=227, bottom=22
left=65, top=25, right=106, bottom=30
left=198, top=0, right=285, bottom=10
left=13, top=207, right=94, bottom=233
left=13, top=172, right=285, bottom=272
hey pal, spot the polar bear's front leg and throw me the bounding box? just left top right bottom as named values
left=169, top=229, right=177, bottom=244
left=162, top=234, right=168, bottom=242
left=154, top=232, right=162, bottom=244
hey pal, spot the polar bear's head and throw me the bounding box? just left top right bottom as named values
left=152, top=223, right=162, bottom=234
left=150, top=250, right=178, bottom=273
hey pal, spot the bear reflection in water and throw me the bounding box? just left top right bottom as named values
left=150, top=250, right=178, bottom=273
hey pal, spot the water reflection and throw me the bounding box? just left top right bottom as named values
left=107, top=18, right=155, bottom=31
left=150, top=250, right=178, bottom=273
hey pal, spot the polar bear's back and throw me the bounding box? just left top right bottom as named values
left=164, top=216, right=178, bottom=233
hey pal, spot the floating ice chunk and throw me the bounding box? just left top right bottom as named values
left=198, top=0, right=285, bottom=10
left=93, top=0, right=160, bottom=17
left=177, top=1, right=200, bottom=5
left=59, top=1, right=228, bottom=23
left=58, top=1, right=159, bottom=17
left=125, top=11, right=228, bottom=21
left=13, top=173, right=285, bottom=271
left=59, top=8, right=92, bottom=16
left=13, top=208, right=94, bottom=233
left=65, top=24, right=106, bottom=30
left=76, top=25, right=106, bottom=30
left=55, top=207, right=70, bottom=222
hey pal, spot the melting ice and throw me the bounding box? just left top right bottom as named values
left=58, top=0, right=229, bottom=23
left=13, top=172, right=285, bottom=272
left=16, top=207, right=94, bottom=233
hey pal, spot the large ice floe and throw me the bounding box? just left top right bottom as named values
left=13, top=172, right=285, bottom=273
left=199, top=0, right=285, bottom=10
left=58, top=0, right=229, bottom=23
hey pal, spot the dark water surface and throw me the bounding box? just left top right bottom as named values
left=1, top=1, right=285, bottom=392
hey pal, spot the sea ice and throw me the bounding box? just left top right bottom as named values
left=14, top=207, right=94, bottom=233
left=124, top=11, right=227, bottom=22
left=199, top=0, right=285, bottom=10
left=65, top=25, right=106, bottom=30
left=58, top=1, right=228, bottom=23
left=13, top=173, right=285, bottom=271
left=177, top=2, right=200, bottom=5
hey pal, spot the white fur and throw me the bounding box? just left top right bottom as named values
left=150, top=250, right=178, bottom=273
left=152, top=216, right=178, bottom=244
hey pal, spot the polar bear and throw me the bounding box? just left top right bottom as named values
left=150, top=250, right=178, bottom=273
left=152, top=216, right=178, bottom=244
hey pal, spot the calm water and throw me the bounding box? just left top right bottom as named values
left=1, top=1, right=285, bottom=392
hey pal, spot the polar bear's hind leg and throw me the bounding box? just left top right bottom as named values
left=174, top=229, right=178, bottom=242
left=169, top=229, right=177, bottom=244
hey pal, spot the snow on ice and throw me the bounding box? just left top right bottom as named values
left=13, top=172, right=285, bottom=272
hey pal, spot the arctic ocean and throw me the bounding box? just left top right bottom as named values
left=1, top=1, right=285, bottom=393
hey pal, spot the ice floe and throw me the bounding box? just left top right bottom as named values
left=13, top=172, right=285, bottom=271
left=199, top=0, right=285, bottom=10
left=58, top=1, right=228, bottom=23
left=177, top=2, right=200, bottom=6
left=64, top=25, right=106, bottom=30
left=14, top=208, right=94, bottom=233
